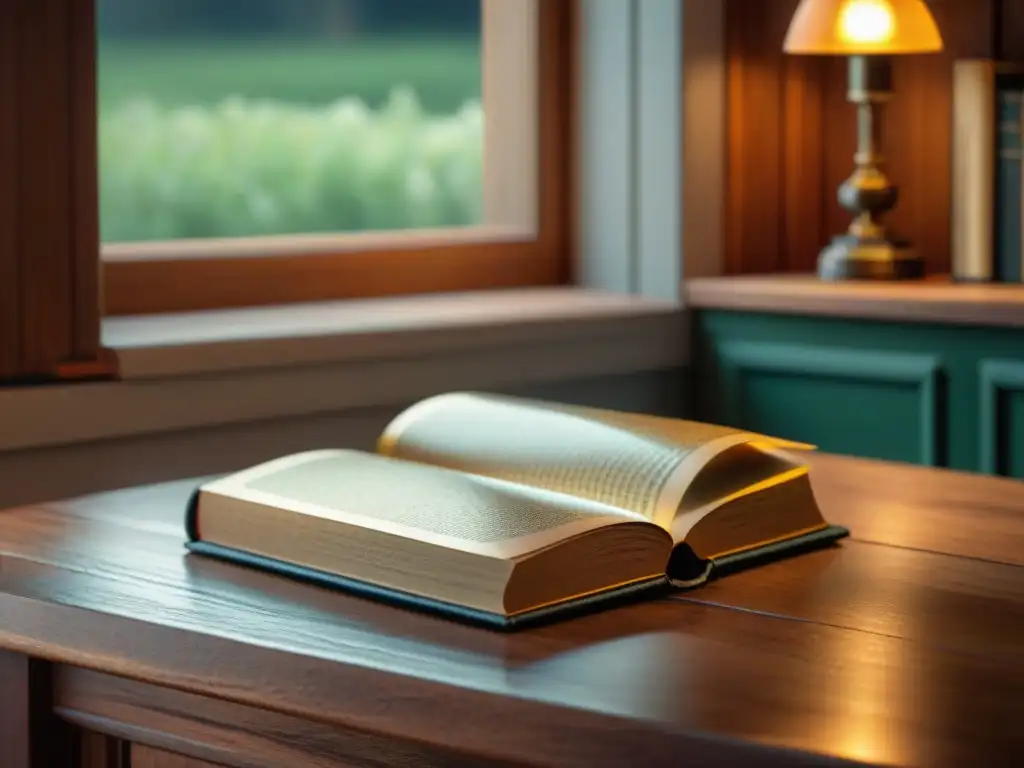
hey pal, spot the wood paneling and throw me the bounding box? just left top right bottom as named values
left=0, top=652, right=31, bottom=768
left=725, top=0, right=795, bottom=274
left=724, top=0, right=1005, bottom=275
left=0, top=5, right=19, bottom=380
left=69, top=0, right=102, bottom=362
left=19, top=0, right=74, bottom=374
left=0, top=652, right=79, bottom=768
left=0, top=0, right=111, bottom=383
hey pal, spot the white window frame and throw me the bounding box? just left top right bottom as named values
left=577, top=0, right=726, bottom=300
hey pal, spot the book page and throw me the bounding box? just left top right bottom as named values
left=378, top=393, right=811, bottom=530
left=669, top=443, right=811, bottom=540
left=204, top=449, right=645, bottom=560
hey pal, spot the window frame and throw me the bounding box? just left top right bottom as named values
left=574, top=0, right=724, bottom=297
left=1, top=0, right=724, bottom=385
left=0, top=0, right=109, bottom=382
left=95, top=0, right=576, bottom=316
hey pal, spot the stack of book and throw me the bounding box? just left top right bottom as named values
left=952, top=59, right=1024, bottom=283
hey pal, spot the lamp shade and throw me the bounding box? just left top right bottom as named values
left=784, top=0, right=943, bottom=55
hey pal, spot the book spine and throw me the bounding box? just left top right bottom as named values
left=1020, top=88, right=1024, bottom=283
left=996, top=88, right=1023, bottom=282
left=184, top=486, right=203, bottom=541
left=950, top=61, right=996, bottom=282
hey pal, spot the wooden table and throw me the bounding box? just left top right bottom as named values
left=2, top=453, right=1023, bottom=767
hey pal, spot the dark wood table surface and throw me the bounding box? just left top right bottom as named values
left=1, top=453, right=1023, bottom=767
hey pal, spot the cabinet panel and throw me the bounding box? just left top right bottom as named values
left=1008, top=392, right=1024, bottom=478
left=979, top=360, right=1024, bottom=478
left=0, top=653, right=78, bottom=768
left=715, top=341, right=944, bottom=465
left=80, top=732, right=129, bottom=768
left=694, top=310, right=1024, bottom=474
left=0, top=651, right=29, bottom=768
left=56, top=666, right=486, bottom=768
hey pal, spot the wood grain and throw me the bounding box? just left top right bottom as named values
left=132, top=746, right=220, bottom=768
left=1, top=567, right=874, bottom=767
left=724, top=0, right=794, bottom=274
left=685, top=273, right=1024, bottom=328
left=68, top=0, right=101, bottom=362
left=0, top=453, right=1022, bottom=766
left=59, top=668, right=515, bottom=768
left=675, top=538, right=1024, bottom=661
left=0, top=652, right=79, bottom=768
left=17, top=0, right=73, bottom=375
left=0, top=0, right=109, bottom=382
left=1004, top=0, right=1024, bottom=62
left=0, top=651, right=30, bottom=768
left=79, top=731, right=129, bottom=768
left=0, top=0, right=19, bottom=380
left=782, top=50, right=826, bottom=274
left=807, top=451, right=1024, bottom=563
left=103, top=244, right=565, bottom=317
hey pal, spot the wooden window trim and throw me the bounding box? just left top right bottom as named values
left=0, top=0, right=111, bottom=382
left=97, top=1, right=577, bottom=316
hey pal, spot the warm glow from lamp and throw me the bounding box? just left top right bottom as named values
left=782, top=0, right=943, bottom=281
left=839, top=0, right=895, bottom=45
left=784, top=0, right=943, bottom=55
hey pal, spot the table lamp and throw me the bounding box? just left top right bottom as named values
left=784, top=0, right=943, bottom=280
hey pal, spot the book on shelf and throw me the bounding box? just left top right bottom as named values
left=952, top=59, right=1024, bottom=283
left=184, top=392, right=849, bottom=630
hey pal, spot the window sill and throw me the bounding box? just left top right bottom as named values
left=0, top=287, right=687, bottom=453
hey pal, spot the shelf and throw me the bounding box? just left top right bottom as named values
left=685, top=275, right=1024, bottom=328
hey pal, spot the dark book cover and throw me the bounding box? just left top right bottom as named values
left=995, top=84, right=1023, bottom=283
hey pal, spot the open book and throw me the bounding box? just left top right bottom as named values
left=185, top=392, right=848, bottom=629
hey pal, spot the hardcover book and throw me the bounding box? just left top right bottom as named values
left=951, top=59, right=1024, bottom=283
left=185, top=392, right=849, bottom=629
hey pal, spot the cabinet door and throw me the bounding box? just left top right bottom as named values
left=695, top=310, right=1024, bottom=475
left=978, top=359, right=1024, bottom=478
left=696, top=323, right=945, bottom=466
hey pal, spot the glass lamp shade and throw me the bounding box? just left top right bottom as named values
left=784, top=0, right=943, bottom=55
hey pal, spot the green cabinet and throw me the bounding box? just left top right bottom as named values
left=693, top=310, right=1024, bottom=478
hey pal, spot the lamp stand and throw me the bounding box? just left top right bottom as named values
left=817, top=55, right=924, bottom=281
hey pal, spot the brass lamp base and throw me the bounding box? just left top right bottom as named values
left=820, top=55, right=926, bottom=282
left=818, top=234, right=925, bottom=281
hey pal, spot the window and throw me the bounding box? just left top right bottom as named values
left=98, top=1, right=487, bottom=243
left=1, top=0, right=714, bottom=393
left=99, top=0, right=574, bottom=314
left=0, top=0, right=574, bottom=380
